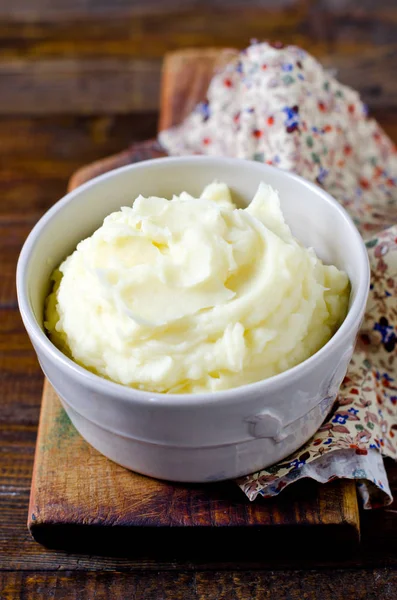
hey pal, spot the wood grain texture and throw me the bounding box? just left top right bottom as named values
left=159, top=48, right=239, bottom=131
left=28, top=383, right=360, bottom=556
left=0, top=50, right=396, bottom=114
left=0, top=59, right=161, bottom=115
left=0, top=115, right=157, bottom=219
left=67, top=139, right=166, bottom=192
left=1, top=569, right=397, bottom=600
left=0, top=1, right=397, bottom=113
left=68, top=48, right=237, bottom=188
left=0, top=1, right=298, bottom=20
left=2, top=485, right=397, bottom=571
left=0, top=0, right=395, bottom=49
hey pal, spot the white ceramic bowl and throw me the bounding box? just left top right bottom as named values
left=17, top=156, right=369, bottom=482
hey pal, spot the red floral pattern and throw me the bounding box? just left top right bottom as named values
left=160, top=42, right=397, bottom=508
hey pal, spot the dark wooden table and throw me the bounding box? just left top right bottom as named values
left=1, top=1, right=397, bottom=598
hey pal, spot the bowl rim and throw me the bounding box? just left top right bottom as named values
left=17, top=155, right=370, bottom=407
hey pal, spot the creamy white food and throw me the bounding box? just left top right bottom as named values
left=44, top=182, right=350, bottom=394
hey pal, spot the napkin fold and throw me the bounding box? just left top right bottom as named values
left=159, top=42, right=397, bottom=508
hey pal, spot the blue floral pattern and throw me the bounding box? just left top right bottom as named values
left=160, top=42, right=397, bottom=509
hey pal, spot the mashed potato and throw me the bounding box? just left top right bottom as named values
left=44, top=182, right=350, bottom=394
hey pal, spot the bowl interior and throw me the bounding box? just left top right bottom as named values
left=21, top=157, right=365, bottom=330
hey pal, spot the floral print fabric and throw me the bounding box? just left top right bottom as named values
left=159, top=42, right=397, bottom=508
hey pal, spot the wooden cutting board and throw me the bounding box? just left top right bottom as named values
left=28, top=49, right=360, bottom=557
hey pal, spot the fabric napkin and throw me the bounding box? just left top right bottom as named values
left=159, top=42, right=397, bottom=508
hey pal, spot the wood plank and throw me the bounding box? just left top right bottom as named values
left=0, top=59, right=161, bottom=115
left=0, top=1, right=397, bottom=114
left=0, top=1, right=307, bottom=22
left=0, top=310, right=41, bottom=379
left=159, top=49, right=238, bottom=131
left=0, top=309, right=38, bottom=356
left=321, top=46, right=397, bottom=109
left=0, top=220, right=35, bottom=307
left=0, top=424, right=395, bottom=570
left=28, top=384, right=360, bottom=556
left=1, top=488, right=397, bottom=571
left=0, top=373, right=43, bottom=424
left=0, top=115, right=158, bottom=159
left=67, top=139, right=165, bottom=192
left=0, top=569, right=397, bottom=600
left=0, top=115, right=157, bottom=219
left=0, top=48, right=396, bottom=115
left=0, top=1, right=395, bottom=67
left=0, top=3, right=313, bottom=58
left=0, top=370, right=395, bottom=572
